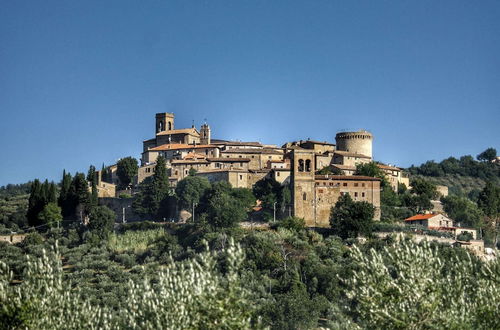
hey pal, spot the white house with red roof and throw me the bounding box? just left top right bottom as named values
left=404, top=213, right=477, bottom=239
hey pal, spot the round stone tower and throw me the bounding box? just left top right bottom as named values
left=335, top=130, right=373, bottom=158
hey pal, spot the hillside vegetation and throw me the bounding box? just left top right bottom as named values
left=407, top=148, right=499, bottom=195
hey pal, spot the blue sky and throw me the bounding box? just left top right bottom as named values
left=1, top=0, right=499, bottom=185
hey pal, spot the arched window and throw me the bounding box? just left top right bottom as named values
left=298, top=159, right=304, bottom=172
left=303, top=192, right=307, bottom=201
left=305, top=159, right=311, bottom=172
left=168, top=122, right=172, bottom=130
left=158, top=121, right=164, bottom=132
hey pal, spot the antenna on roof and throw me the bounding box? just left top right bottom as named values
left=192, top=120, right=195, bottom=128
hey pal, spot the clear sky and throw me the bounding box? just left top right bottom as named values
left=1, top=0, right=499, bottom=186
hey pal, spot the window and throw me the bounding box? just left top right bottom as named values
left=268, top=156, right=272, bottom=159
left=239, top=175, right=243, bottom=180
left=343, top=182, right=348, bottom=187
left=362, top=192, right=365, bottom=197
left=298, top=159, right=304, bottom=172
left=303, top=192, right=307, bottom=201
left=362, top=183, right=365, bottom=187
left=168, top=122, right=172, bottom=130
left=305, top=159, right=311, bottom=172
left=239, top=155, right=242, bottom=158
left=354, top=192, right=358, bottom=197
left=329, top=182, right=333, bottom=186
left=175, top=171, right=178, bottom=175
left=277, top=172, right=280, bottom=177
left=354, top=183, right=358, bottom=187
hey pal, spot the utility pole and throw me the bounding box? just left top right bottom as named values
left=273, top=202, right=277, bottom=222
left=192, top=202, right=197, bottom=222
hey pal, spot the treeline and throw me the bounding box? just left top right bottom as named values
left=408, top=148, right=499, bottom=181
left=0, top=183, right=31, bottom=199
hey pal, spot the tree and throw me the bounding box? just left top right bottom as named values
left=441, top=195, right=483, bottom=228
left=116, top=157, right=138, bottom=189
left=477, top=182, right=500, bottom=246
left=330, top=193, right=375, bottom=239
left=87, top=165, right=98, bottom=208
left=47, top=182, right=57, bottom=204
left=344, top=240, right=500, bottom=329
left=231, top=188, right=256, bottom=211
left=253, top=177, right=282, bottom=208
left=316, top=166, right=344, bottom=175
left=175, top=176, right=211, bottom=211
left=27, top=179, right=44, bottom=227
left=132, top=156, right=171, bottom=220
left=477, top=148, right=497, bottom=162
left=199, top=181, right=248, bottom=229
left=38, top=203, right=62, bottom=228
left=410, top=177, right=438, bottom=200
left=58, top=170, right=73, bottom=217
left=88, top=205, right=116, bottom=239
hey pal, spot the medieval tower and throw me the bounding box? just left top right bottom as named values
left=291, top=149, right=317, bottom=227
left=200, top=123, right=211, bottom=145
left=335, top=130, right=373, bottom=158
left=156, top=112, right=175, bottom=133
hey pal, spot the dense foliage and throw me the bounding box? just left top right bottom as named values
left=1, top=223, right=498, bottom=329
left=116, top=157, right=139, bottom=189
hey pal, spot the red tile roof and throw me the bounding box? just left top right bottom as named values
left=149, top=143, right=216, bottom=151
left=405, top=214, right=436, bottom=221
left=156, top=128, right=199, bottom=136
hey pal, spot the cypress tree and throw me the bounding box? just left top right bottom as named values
left=59, top=170, right=73, bottom=217
left=100, top=164, right=107, bottom=183
left=87, top=165, right=96, bottom=184
left=27, top=179, right=44, bottom=227
left=48, top=182, right=57, bottom=204
left=41, top=179, right=50, bottom=206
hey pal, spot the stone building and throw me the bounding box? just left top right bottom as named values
left=135, top=113, right=401, bottom=227
left=289, top=148, right=382, bottom=227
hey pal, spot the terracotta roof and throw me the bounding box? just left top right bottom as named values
left=222, top=148, right=283, bottom=155
left=377, top=164, right=401, bottom=171
left=334, top=151, right=371, bottom=158
left=156, top=128, right=199, bottom=136
left=195, top=169, right=248, bottom=174
left=183, top=152, right=207, bottom=160
left=315, top=175, right=381, bottom=181
left=149, top=143, right=216, bottom=151
left=405, top=214, right=437, bottom=221
left=301, top=140, right=336, bottom=146
left=171, top=159, right=209, bottom=165
left=212, top=141, right=262, bottom=146
left=207, top=157, right=251, bottom=162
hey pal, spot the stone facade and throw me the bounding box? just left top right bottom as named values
left=134, top=113, right=398, bottom=227
left=335, top=130, right=373, bottom=158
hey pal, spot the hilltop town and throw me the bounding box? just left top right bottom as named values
left=98, top=113, right=409, bottom=225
